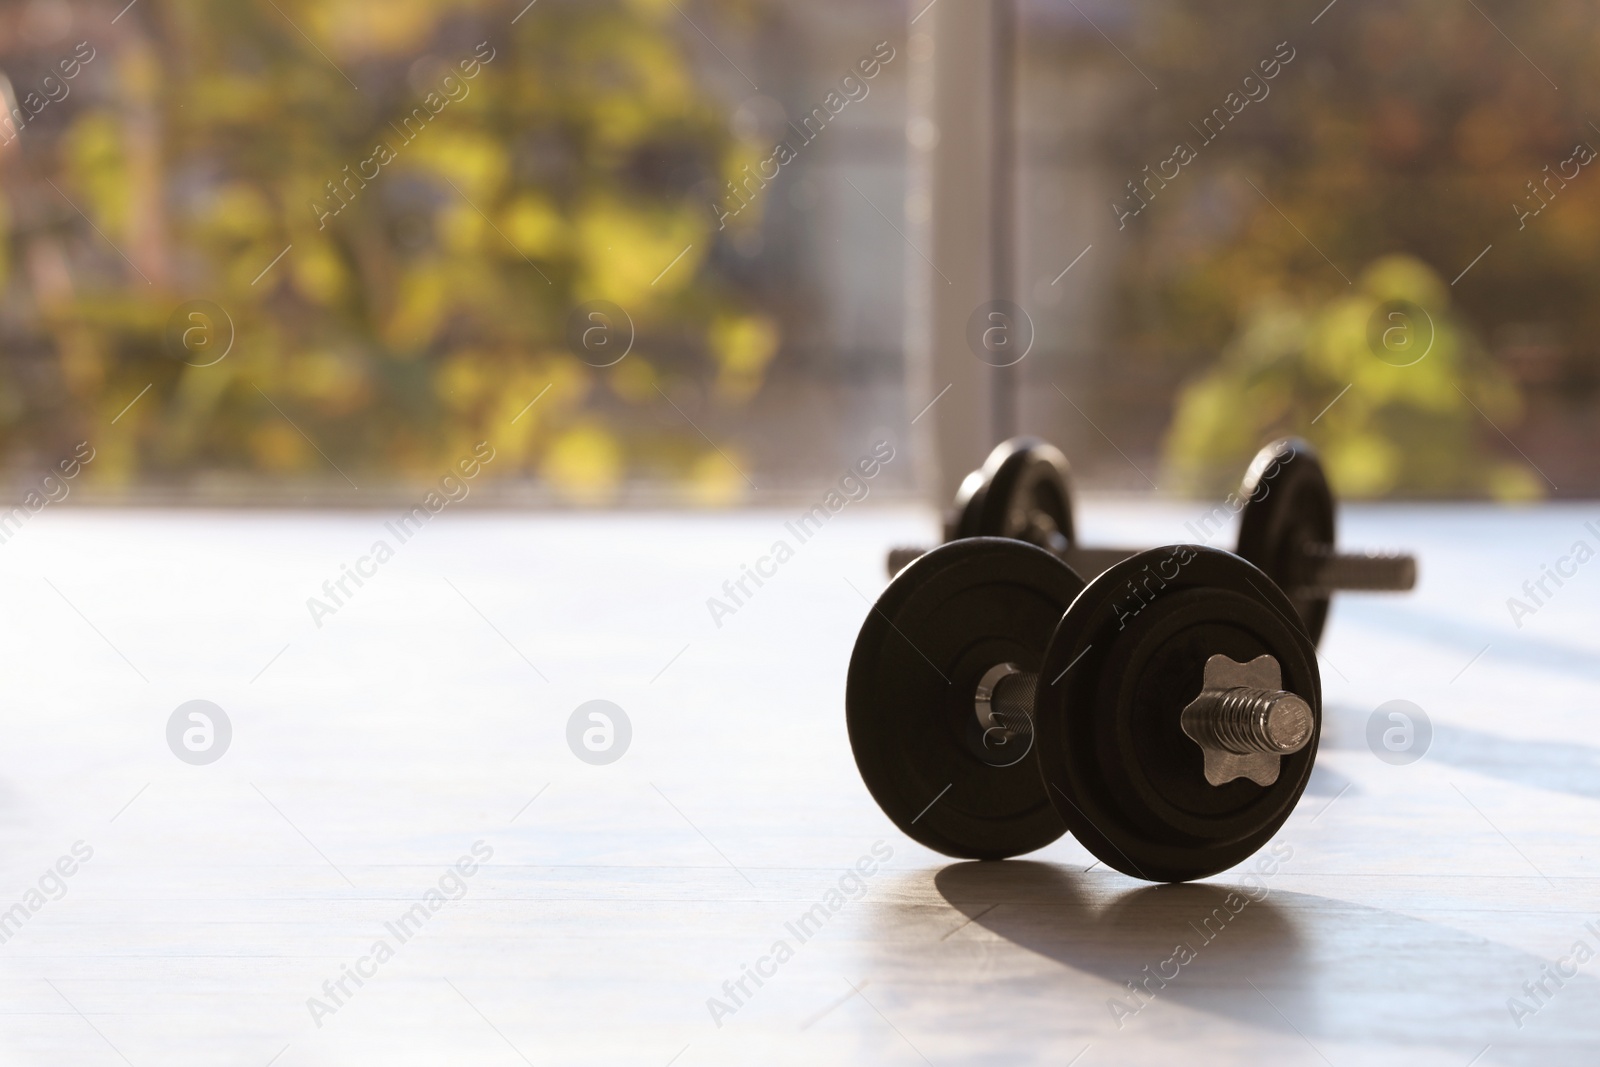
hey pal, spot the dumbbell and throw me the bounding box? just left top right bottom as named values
left=847, top=537, right=1320, bottom=882
left=887, top=436, right=1077, bottom=577
left=887, top=436, right=1415, bottom=645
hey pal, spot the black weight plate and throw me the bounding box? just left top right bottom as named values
left=846, top=538, right=1087, bottom=859
left=953, top=437, right=1077, bottom=551
left=1236, top=438, right=1336, bottom=645
left=1034, top=547, right=1320, bottom=882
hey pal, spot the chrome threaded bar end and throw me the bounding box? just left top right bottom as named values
left=1182, top=687, right=1313, bottom=756
left=1181, top=654, right=1316, bottom=787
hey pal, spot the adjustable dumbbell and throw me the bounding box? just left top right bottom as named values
left=887, top=436, right=1077, bottom=577
left=847, top=537, right=1321, bottom=882
left=887, top=436, right=1415, bottom=645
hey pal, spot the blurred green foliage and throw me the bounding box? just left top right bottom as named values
left=0, top=0, right=778, bottom=500
left=1166, top=255, right=1539, bottom=500
left=1084, top=0, right=1600, bottom=498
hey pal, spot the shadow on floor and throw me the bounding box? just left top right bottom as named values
left=912, top=861, right=1597, bottom=1064
left=1304, top=761, right=1354, bottom=797
left=1334, top=601, right=1600, bottom=683
left=1322, top=701, right=1600, bottom=802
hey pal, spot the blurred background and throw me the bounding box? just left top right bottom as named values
left=0, top=0, right=1591, bottom=505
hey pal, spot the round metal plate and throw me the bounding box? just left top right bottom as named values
left=952, top=437, right=1077, bottom=550
left=846, top=538, right=1086, bottom=860
left=1236, top=438, right=1336, bottom=645
left=1034, top=546, right=1320, bottom=882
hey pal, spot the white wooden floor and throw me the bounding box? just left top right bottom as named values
left=0, top=501, right=1595, bottom=1065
